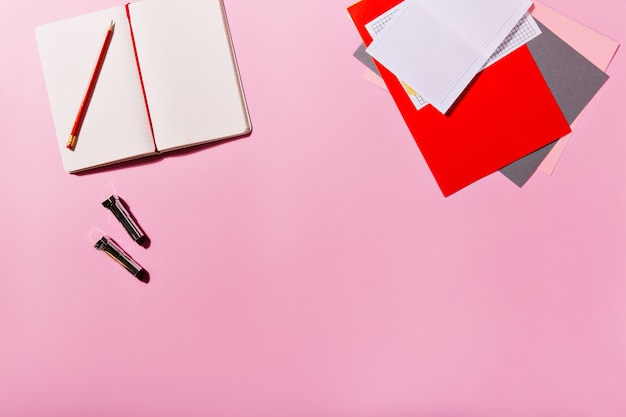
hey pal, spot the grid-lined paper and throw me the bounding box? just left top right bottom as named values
left=365, top=4, right=540, bottom=111
left=366, top=4, right=428, bottom=110
left=366, top=0, right=532, bottom=114
left=486, top=13, right=541, bottom=64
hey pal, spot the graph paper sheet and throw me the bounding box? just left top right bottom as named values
left=366, top=0, right=532, bottom=114
left=365, top=7, right=540, bottom=111
left=366, top=4, right=429, bottom=110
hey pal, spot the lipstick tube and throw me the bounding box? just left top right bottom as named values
left=94, top=235, right=145, bottom=280
left=102, top=195, right=145, bottom=244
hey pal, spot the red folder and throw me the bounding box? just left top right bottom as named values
left=348, top=0, right=571, bottom=196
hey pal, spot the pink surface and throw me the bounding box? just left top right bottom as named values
left=1, top=0, right=626, bottom=416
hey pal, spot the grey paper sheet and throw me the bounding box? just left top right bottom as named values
left=354, top=43, right=380, bottom=75
left=499, top=141, right=557, bottom=186
left=499, top=20, right=609, bottom=187
left=353, top=19, right=609, bottom=188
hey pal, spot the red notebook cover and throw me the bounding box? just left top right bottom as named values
left=348, top=0, right=571, bottom=196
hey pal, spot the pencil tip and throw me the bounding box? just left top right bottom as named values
left=109, top=20, right=115, bottom=31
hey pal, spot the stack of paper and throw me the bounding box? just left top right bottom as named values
left=348, top=0, right=618, bottom=196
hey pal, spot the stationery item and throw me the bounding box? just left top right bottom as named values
left=366, top=6, right=541, bottom=71
left=354, top=36, right=559, bottom=188
left=355, top=8, right=543, bottom=101
left=363, top=3, right=429, bottom=110
left=353, top=2, right=618, bottom=187
left=94, top=236, right=146, bottom=280
left=365, top=0, right=531, bottom=114
left=348, top=0, right=571, bottom=196
left=531, top=1, right=619, bottom=175
left=484, top=12, right=542, bottom=68
left=36, top=0, right=251, bottom=173
left=499, top=19, right=610, bottom=186
left=532, top=2, right=619, bottom=79
left=528, top=22, right=609, bottom=125
left=362, top=66, right=388, bottom=90
left=354, top=43, right=378, bottom=74
left=102, top=195, right=145, bottom=244
left=361, top=8, right=541, bottom=112
left=67, top=21, right=115, bottom=151
left=499, top=142, right=556, bottom=187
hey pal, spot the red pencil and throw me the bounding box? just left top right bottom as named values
left=67, top=21, right=115, bottom=151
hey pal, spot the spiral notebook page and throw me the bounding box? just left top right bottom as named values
left=128, top=0, right=251, bottom=151
left=366, top=0, right=531, bottom=114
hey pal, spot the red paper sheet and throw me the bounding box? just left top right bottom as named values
left=348, top=0, right=572, bottom=196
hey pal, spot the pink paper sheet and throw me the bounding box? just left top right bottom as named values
left=362, top=66, right=388, bottom=90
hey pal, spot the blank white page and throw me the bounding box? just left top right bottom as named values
left=36, top=6, right=156, bottom=172
left=128, top=0, right=251, bottom=152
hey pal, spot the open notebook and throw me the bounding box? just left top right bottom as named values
left=36, top=0, right=251, bottom=173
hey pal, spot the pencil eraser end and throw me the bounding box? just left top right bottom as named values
left=66, top=135, right=78, bottom=150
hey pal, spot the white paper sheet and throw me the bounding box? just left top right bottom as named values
left=365, top=6, right=541, bottom=111
left=366, top=0, right=531, bottom=114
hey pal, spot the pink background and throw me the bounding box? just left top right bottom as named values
left=1, top=0, right=626, bottom=415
